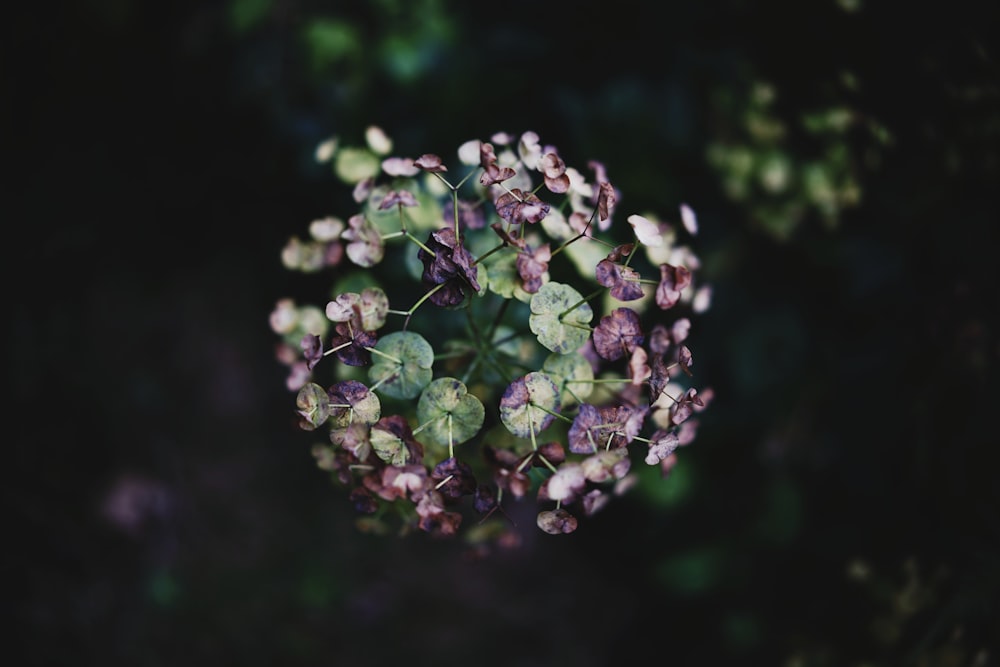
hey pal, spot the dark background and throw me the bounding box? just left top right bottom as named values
left=8, top=0, right=1000, bottom=665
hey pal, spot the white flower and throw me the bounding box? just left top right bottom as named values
left=680, top=203, right=698, bottom=235
left=314, top=137, right=337, bottom=163
left=365, top=126, right=393, bottom=155
left=457, top=139, right=481, bottom=166
left=627, top=214, right=664, bottom=247
left=308, top=216, right=344, bottom=242
left=381, top=157, right=419, bottom=177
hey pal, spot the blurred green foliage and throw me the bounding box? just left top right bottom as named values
left=707, top=76, right=892, bottom=241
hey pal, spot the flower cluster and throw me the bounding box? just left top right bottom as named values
left=271, top=128, right=713, bottom=544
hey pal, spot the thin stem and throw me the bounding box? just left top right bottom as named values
left=435, top=349, right=474, bottom=361
left=622, top=241, right=640, bottom=268
left=448, top=414, right=455, bottom=459
left=325, top=340, right=354, bottom=355
left=549, top=209, right=596, bottom=259
left=411, top=414, right=444, bottom=436
left=537, top=454, right=559, bottom=474
left=367, top=372, right=396, bottom=393
left=588, top=235, right=617, bottom=249
left=528, top=408, right=538, bottom=451
left=460, top=355, right=482, bottom=385
left=403, top=282, right=448, bottom=330
left=559, top=287, right=604, bottom=319
left=404, top=231, right=437, bottom=257
left=566, top=386, right=587, bottom=405
left=654, top=389, right=682, bottom=405
left=472, top=242, right=507, bottom=266
left=548, top=234, right=582, bottom=260
left=479, top=351, right=513, bottom=385
left=534, top=404, right=572, bottom=424
left=498, top=182, right=524, bottom=201
left=397, top=202, right=408, bottom=234
left=465, top=299, right=485, bottom=348
left=430, top=171, right=456, bottom=191
left=454, top=169, right=477, bottom=190
left=364, top=346, right=402, bottom=365
left=484, top=297, right=511, bottom=343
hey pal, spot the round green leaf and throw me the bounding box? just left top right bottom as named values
left=296, top=382, right=331, bottom=430
left=370, top=426, right=410, bottom=466
left=542, top=352, right=594, bottom=405
left=358, top=287, right=389, bottom=330
left=368, top=331, right=434, bottom=399
left=406, top=190, right=446, bottom=231
left=475, top=263, right=488, bottom=297
left=528, top=282, right=593, bottom=354
left=483, top=251, right=532, bottom=303
left=416, top=377, right=485, bottom=447
left=334, top=147, right=380, bottom=184
left=566, top=240, right=609, bottom=283
left=499, top=371, right=562, bottom=439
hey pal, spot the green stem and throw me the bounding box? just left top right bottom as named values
left=404, top=230, right=436, bottom=257
left=472, top=242, right=507, bottom=266
left=448, top=414, right=455, bottom=459
left=460, top=355, right=483, bottom=385
left=537, top=454, right=559, bottom=474
left=534, top=403, right=572, bottom=424
left=498, top=182, right=523, bottom=201
left=566, top=386, right=587, bottom=405
left=364, top=346, right=402, bottom=365
left=368, top=371, right=396, bottom=393
left=559, top=287, right=604, bottom=318
left=411, top=414, right=444, bottom=437
left=403, top=283, right=448, bottom=330
left=622, top=241, right=640, bottom=268
left=484, top=297, right=511, bottom=342
left=568, top=377, right=629, bottom=384
left=549, top=209, right=597, bottom=259
left=431, top=171, right=456, bottom=191
left=397, top=202, right=408, bottom=234
left=480, top=351, right=513, bottom=385
left=435, top=349, right=474, bottom=361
